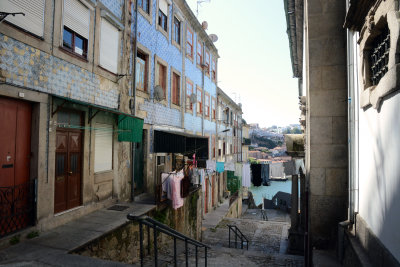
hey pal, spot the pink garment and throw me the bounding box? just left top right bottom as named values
left=170, top=170, right=184, bottom=209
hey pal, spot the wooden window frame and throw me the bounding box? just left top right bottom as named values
left=204, top=92, right=210, bottom=118
left=211, top=97, right=216, bottom=120
left=155, top=55, right=168, bottom=105
left=62, top=26, right=88, bottom=59
left=156, top=0, right=169, bottom=39
left=186, top=78, right=194, bottom=112
left=204, top=49, right=210, bottom=76
left=171, top=69, right=181, bottom=107
left=196, top=39, right=203, bottom=68
left=196, top=87, right=203, bottom=116
left=136, top=49, right=149, bottom=93
left=212, top=58, right=216, bottom=82
left=172, top=16, right=181, bottom=49
left=186, top=27, right=194, bottom=60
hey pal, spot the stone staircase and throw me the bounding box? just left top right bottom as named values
left=134, top=209, right=304, bottom=267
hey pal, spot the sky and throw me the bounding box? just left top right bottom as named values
left=185, top=0, right=300, bottom=128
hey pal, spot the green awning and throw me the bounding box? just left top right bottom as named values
left=118, top=115, right=144, bottom=143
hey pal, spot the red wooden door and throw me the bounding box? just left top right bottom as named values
left=211, top=175, right=215, bottom=207
left=0, top=97, right=32, bottom=235
left=205, top=177, right=209, bottom=213
left=54, top=114, right=82, bottom=213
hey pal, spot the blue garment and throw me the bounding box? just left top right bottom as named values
left=216, top=162, right=225, bottom=173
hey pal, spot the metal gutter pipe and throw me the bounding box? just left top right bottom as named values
left=131, top=0, right=139, bottom=201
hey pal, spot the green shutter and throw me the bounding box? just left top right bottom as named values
left=118, top=115, right=144, bottom=143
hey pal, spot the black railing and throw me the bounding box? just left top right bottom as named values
left=127, top=215, right=210, bottom=267
left=0, top=179, right=37, bottom=238
left=228, top=225, right=249, bottom=250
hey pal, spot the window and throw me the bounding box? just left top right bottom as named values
left=211, top=97, right=216, bottom=119
left=157, top=62, right=167, bottom=100
left=158, top=0, right=168, bottom=33
left=212, top=136, right=216, bottom=158
left=100, top=18, right=119, bottom=73
left=172, top=72, right=180, bottom=105
left=370, top=26, right=390, bottom=86
left=205, top=93, right=210, bottom=117
left=212, top=58, right=216, bottom=81
left=173, top=17, right=181, bottom=45
left=138, top=0, right=150, bottom=14
left=205, top=50, right=210, bottom=74
left=63, top=0, right=90, bottom=57
left=2, top=0, right=45, bottom=37
left=136, top=50, right=148, bottom=92
left=94, top=123, right=113, bottom=172
left=186, top=28, right=194, bottom=58
left=197, top=40, right=203, bottom=66
left=186, top=80, right=193, bottom=110
left=197, top=87, right=203, bottom=114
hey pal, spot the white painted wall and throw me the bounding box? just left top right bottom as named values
left=358, top=93, right=400, bottom=261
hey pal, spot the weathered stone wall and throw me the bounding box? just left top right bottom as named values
left=305, top=0, right=348, bottom=248
left=75, top=189, right=202, bottom=263
left=226, top=195, right=242, bottom=219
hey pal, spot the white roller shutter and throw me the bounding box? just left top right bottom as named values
left=159, top=0, right=168, bottom=15
left=64, top=0, right=90, bottom=39
left=94, top=123, right=113, bottom=173
left=1, top=0, right=45, bottom=37
left=100, top=18, right=119, bottom=73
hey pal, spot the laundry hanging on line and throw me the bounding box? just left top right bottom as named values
left=242, top=163, right=251, bottom=188
left=250, top=164, right=262, bottom=187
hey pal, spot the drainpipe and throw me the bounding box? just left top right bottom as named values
left=130, top=0, right=139, bottom=201
left=201, top=41, right=205, bottom=136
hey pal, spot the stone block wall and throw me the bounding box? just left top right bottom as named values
left=305, top=0, right=348, bottom=247
left=74, top=189, right=203, bottom=264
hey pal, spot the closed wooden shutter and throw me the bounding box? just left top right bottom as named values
left=94, top=123, right=113, bottom=172
left=64, top=0, right=90, bottom=39
left=159, top=0, right=168, bottom=15
left=100, top=18, right=119, bottom=73
left=1, top=0, right=45, bottom=37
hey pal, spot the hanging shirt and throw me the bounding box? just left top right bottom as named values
left=206, top=160, right=216, bottom=171
left=283, top=161, right=296, bottom=176
left=161, top=173, right=171, bottom=199
left=235, top=163, right=242, bottom=177
left=190, top=168, right=200, bottom=185
left=261, top=164, right=270, bottom=185
left=295, top=159, right=305, bottom=175
left=250, top=164, right=262, bottom=186
left=170, top=170, right=184, bottom=209
left=242, top=163, right=251, bottom=187
left=224, top=162, right=235, bottom=171
left=216, top=162, right=225, bottom=173
left=270, top=162, right=284, bottom=178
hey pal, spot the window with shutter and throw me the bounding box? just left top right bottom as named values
left=136, top=51, right=148, bottom=92
left=100, top=18, right=119, bottom=73
left=94, top=123, right=113, bottom=172
left=197, top=88, right=202, bottom=114
left=205, top=93, right=210, bottom=117
left=186, top=80, right=193, bottom=110
left=172, top=72, right=180, bottom=106
left=1, top=0, right=45, bottom=37
left=63, top=0, right=90, bottom=57
left=197, top=40, right=203, bottom=66
left=186, top=28, right=194, bottom=59
left=158, top=0, right=168, bottom=32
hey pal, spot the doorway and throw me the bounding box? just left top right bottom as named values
left=0, top=97, right=34, bottom=237
left=54, top=111, right=82, bottom=213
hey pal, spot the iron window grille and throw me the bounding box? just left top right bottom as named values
left=370, top=26, right=390, bottom=86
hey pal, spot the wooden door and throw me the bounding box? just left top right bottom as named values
left=0, top=97, right=32, bottom=236
left=211, top=174, right=215, bottom=207
left=54, top=116, right=82, bottom=213
left=205, top=177, right=209, bottom=213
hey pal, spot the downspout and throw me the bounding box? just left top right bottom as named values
left=130, top=0, right=139, bottom=201
left=201, top=41, right=205, bottom=136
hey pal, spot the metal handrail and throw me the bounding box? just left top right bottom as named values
left=227, top=225, right=249, bottom=250
left=127, top=214, right=210, bottom=267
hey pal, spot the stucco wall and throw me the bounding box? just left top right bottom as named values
left=358, top=96, right=400, bottom=262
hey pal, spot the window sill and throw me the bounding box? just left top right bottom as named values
left=136, top=89, right=150, bottom=99
left=156, top=25, right=169, bottom=41
left=59, top=46, right=88, bottom=63
left=171, top=103, right=181, bottom=110
left=172, top=40, right=181, bottom=51
left=360, top=64, right=400, bottom=110
left=138, top=8, right=152, bottom=25
left=186, top=54, right=194, bottom=63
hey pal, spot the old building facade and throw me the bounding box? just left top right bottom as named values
left=0, top=0, right=142, bottom=236
left=285, top=0, right=400, bottom=265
